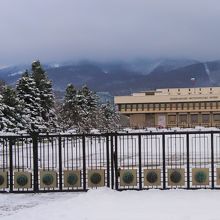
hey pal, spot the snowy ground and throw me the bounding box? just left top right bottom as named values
left=0, top=188, right=220, bottom=220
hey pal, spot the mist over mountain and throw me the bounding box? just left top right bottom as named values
left=0, top=58, right=220, bottom=95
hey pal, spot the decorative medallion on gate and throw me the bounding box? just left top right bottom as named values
left=192, top=168, right=209, bottom=186
left=88, top=170, right=105, bottom=187
left=64, top=170, right=81, bottom=188
left=0, top=171, right=8, bottom=189
left=40, top=171, right=57, bottom=188
left=120, top=169, right=137, bottom=187
left=216, top=168, right=220, bottom=185
left=168, top=169, right=185, bottom=186
left=14, top=172, right=32, bottom=189
left=144, top=169, right=161, bottom=186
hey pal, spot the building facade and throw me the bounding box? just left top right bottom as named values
left=114, top=87, right=220, bottom=128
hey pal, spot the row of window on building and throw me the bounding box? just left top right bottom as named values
left=166, top=113, right=220, bottom=125
left=119, top=101, right=220, bottom=112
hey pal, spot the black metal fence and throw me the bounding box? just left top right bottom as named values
left=1, top=131, right=220, bottom=193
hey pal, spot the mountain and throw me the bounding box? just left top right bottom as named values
left=205, top=60, right=220, bottom=85
left=0, top=59, right=219, bottom=95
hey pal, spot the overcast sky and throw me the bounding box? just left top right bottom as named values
left=1, top=0, right=220, bottom=65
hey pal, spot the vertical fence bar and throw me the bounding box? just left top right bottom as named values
left=106, top=135, right=110, bottom=188
left=9, top=138, right=13, bottom=193
left=58, top=136, right=63, bottom=191
left=211, top=132, right=214, bottom=189
left=138, top=134, right=142, bottom=190
left=82, top=134, right=86, bottom=191
left=110, top=135, right=114, bottom=189
left=32, top=133, right=39, bottom=193
left=162, top=133, right=166, bottom=189
left=186, top=133, right=190, bottom=189
left=114, top=134, right=118, bottom=190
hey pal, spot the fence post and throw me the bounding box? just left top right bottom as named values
left=186, top=133, right=190, bottom=189
left=106, top=134, right=110, bottom=188
left=114, top=134, right=118, bottom=190
left=9, top=138, right=14, bottom=193
left=110, top=135, right=115, bottom=189
left=138, top=134, right=142, bottom=190
left=58, top=135, right=63, bottom=191
left=162, top=133, right=166, bottom=189
left=82, top=134, right=86, bottom=191
left=32, top=133, right=39, bottom=193
left=211, top=132, right=214, bottom=189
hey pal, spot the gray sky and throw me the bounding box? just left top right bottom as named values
left=1, top=0, right=220, bottom=65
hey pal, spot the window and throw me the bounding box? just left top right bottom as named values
left=177, top=103, right=182, bottom=110
left=200, top=102, right=205, bottom=109
left=132, top=104, right=137, bottom=111
left=202, top=114, right=210, bottom=124
left=166, top=103, right=171, bottom=110
left=171, top=103, right=176, bottom=110
left=144, top=104, right=148, bottom=110
left=189, top=103, right=193, bottom=109
left=168, top=115, right=177, bottom=124
left=126, top=104, right=131, bottom=111
left=155, top=104, right=159, bottom=110
left=138, top=104, right=143, bottom=111
left=206, top=102, right=210, bottom=109
left=160, top=103, right=165, bottom=110
left=213, top=114, right=220, bottom=122
left=195, top=103, right=199, bottom=109
left=120, top=104, right=125, bottom=111
left=149, top=103, right=154, bottom=110
left=183, top=103, right=188, bottom=109
left=179, top=114, right=187, bottom=124
left=191, top=114, right=199, bottom=124
left=212, top=102, right=217, bottom=109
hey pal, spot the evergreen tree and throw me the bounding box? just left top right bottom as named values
left=16, top=71, right=46, bottom=132
left=60, top=84, right=79, bottom=130
left=60, top=84, right=119, bottom=133
left=31, top=60, right=57, bottom=130
left=99, top=102, right=119, bottom=131
left=0, top=86, right=22, bottom=132
left=77, top=85, right=100, bottom=131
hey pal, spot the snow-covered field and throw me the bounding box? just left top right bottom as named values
left=0, top=188, right=220, bottom=220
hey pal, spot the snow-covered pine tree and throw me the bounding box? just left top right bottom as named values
left=99, top=102, right=119, bottom=131
left=60, top=84, right=80, bottom=130
left=0, top=80, right=5, bottom=93
left=31, top=60, right=57, bottom=130
left=77, top=85, right=100, bottom=132
left=16, top=71, right=46, bottom=133
left=0, top=86, right=22, bottom=132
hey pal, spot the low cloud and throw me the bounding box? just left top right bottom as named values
left=1, top=0, right=220, bottom=64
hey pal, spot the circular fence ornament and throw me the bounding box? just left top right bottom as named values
left=122, top=171, right=134, bottom=184
left=42, top=174, right=54, bottom=186
left=146, top=171, right=158, bottom=183
left=16, top=174, right=28, bottom=187
left=195, top=171, right=207, bottom=183
left=90, top=172, right=102, bottom=185
left=0, top=175, right=4, bottom=186
left=67, top=174, right=78, bottom=186
left=170, top=171, right=182, bottom=183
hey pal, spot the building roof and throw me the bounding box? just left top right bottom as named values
left=115, top=87, right=220, bottom=104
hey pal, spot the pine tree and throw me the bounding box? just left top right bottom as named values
left=99, top=102, right=119, bottom=131
left=77, top=85, right=100, bottom=131
left=60, top=84, right=80, bottom=130
left=16, top=71, right=46, bottom=133
left=31, top=60, right=57, bottom=130
left=0, top=86, right=22, bottom=132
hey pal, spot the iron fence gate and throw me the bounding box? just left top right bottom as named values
left=0, top=131, right=220, bottom=193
